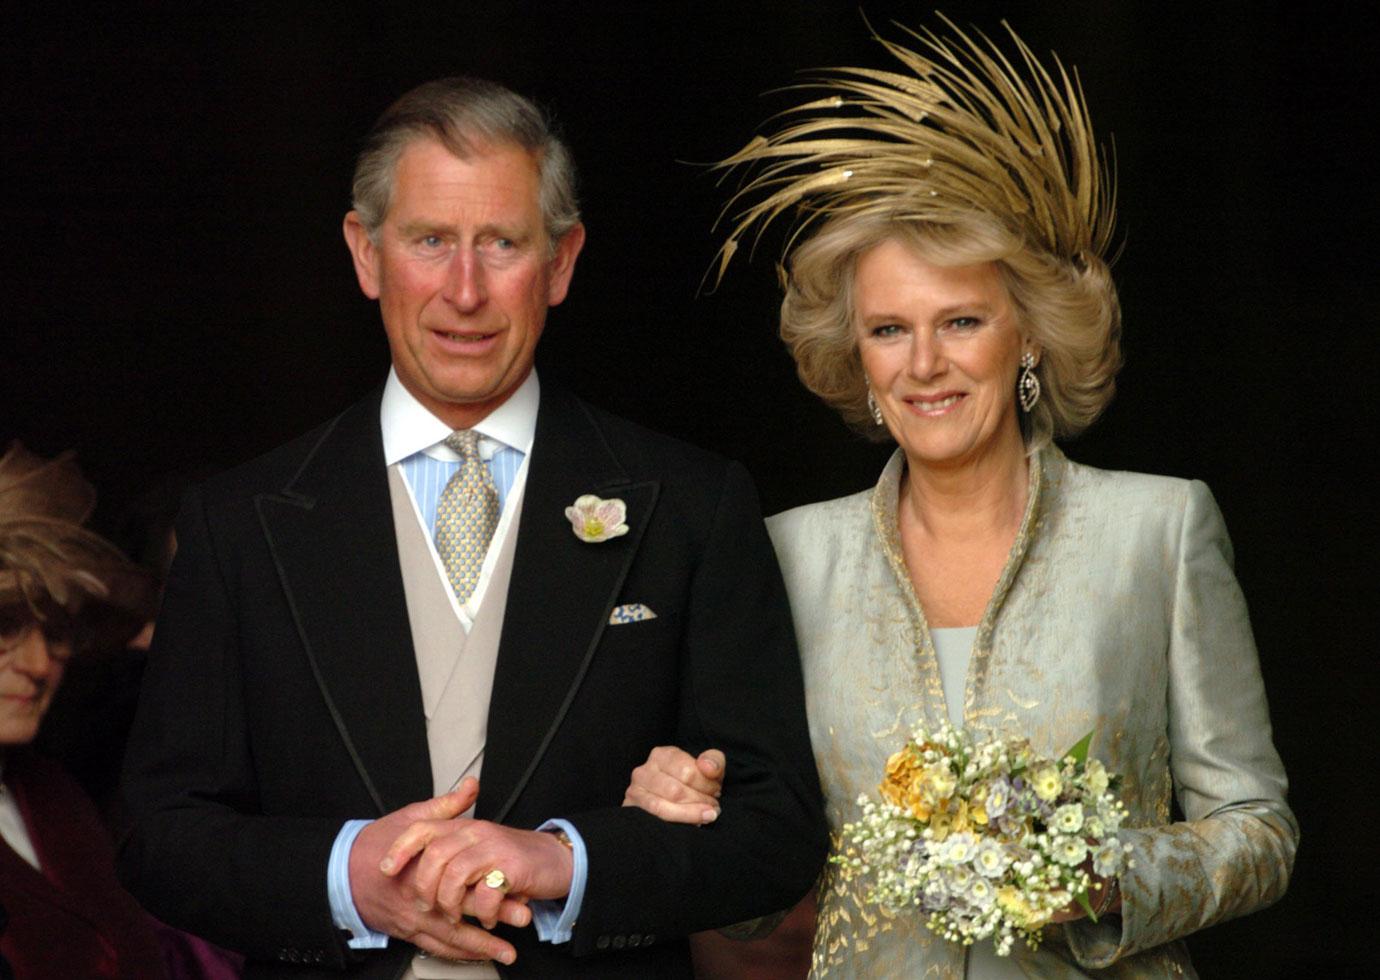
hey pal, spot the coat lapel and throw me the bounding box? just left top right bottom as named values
left=253, top=392, right=432, bottom=814
left=479, top=387, right=657, bottom=822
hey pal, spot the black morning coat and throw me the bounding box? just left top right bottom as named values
left=119, top=384, right=828, bottom=979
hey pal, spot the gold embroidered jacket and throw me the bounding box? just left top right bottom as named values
left=768, top=446, right=1297, bottom=979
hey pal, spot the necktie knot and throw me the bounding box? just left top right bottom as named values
left=444, top=429, right=482, bottom=461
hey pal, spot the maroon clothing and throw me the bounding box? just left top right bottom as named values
left=0, top=751, right=168, bottom=980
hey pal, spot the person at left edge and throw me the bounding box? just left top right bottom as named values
left=119, top=77, right=826, bottom=979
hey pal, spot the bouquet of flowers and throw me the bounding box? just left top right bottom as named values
left=835, top=723, right=1132, bottom=956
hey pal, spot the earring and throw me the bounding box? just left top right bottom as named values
left=1018, top=351, right=1041, bottom=413
left=867, top=388, right=884, bottom=425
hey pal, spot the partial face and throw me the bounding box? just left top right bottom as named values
left=0, top=624, right=70, bottom=747
left=853, top=239, right=1029, bottom=470
left=343, top=139, right=584, bottom=428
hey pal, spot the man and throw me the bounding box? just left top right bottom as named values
left=120, top=78, right=826, bottom=979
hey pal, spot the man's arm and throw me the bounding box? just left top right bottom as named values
left=119, top=486, right=526, bottom=966
left=558, top=460, right=828, bottom=953
left=368, top=459, right=826, bottom=956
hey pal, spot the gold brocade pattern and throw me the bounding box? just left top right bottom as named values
left=767, top=447, right=1297, bottom=979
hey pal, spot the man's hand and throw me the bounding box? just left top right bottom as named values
left=349, top=779, right=530, bottom=965
left=623, top=745, right=725, bottom=825
left=380, top=807, right=575, bottom=930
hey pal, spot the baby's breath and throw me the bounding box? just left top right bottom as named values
left=832, top=723, right=1129, bottom=956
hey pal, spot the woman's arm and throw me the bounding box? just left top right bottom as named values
left=1066, top=480, right=1298, bottom=967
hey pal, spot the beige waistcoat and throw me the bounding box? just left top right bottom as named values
left=388, top=466, right=520, bottom=980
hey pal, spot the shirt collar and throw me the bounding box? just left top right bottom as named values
left=380, top=368, right=540, bottom=465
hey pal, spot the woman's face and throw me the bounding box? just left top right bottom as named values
left=853, top=239, right=1027, bottom=471
left=0, top=623, right=70, bottom=747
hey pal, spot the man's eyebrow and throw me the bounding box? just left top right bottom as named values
left=395, top=219, right=533, bottom=241
left=397, top=219, right=452, bottom=237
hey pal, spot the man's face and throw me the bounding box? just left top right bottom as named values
left=344, top=138, right=584, bottom=428
left=0, top=624, right=69, bottom=747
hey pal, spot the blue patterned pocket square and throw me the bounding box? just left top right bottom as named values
left=608, top=603, right=658, bottom=625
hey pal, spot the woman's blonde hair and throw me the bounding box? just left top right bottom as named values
left=712, top=17, right=1122, bottom=446
left=781, top=212, right=1121, bottom=447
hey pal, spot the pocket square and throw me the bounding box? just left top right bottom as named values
left=608, top=603, right=657, bottom=625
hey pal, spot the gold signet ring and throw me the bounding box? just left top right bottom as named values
left=483, top=868, right=510, bottom=893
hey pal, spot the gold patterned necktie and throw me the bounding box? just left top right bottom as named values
left=434, top=430, right=500, bottom=603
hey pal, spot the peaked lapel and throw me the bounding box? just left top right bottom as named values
left=253, top=391, right=432, bottom=814
left=479, top=387, right=658, bottom=822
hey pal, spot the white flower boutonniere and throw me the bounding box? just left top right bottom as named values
left=565, top=494, right=629, bottom=543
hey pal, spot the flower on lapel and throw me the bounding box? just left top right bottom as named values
left=565, top=494, right=629, bottom=543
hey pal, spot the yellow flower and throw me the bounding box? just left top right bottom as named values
left=997, top=887, right=1052, bottom=930
left=924, top=762, right=957, bottom=801
left=1084, top=759, right=1110, bottom=795
left=1031, top=765, right=1062, bottom=802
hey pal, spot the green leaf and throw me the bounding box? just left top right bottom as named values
left=1063, top=729, right=1094, bottom=766
left=1075, top=888, right=1098, bottom=923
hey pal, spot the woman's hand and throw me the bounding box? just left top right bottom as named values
left=623, top=745, right=725, bottom=825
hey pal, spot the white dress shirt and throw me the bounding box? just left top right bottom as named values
left=380, top=367, right=537, bottom=631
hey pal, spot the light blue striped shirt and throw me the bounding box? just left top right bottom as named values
left=400, top=442, right=524, bottom=531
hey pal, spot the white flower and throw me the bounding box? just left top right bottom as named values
left=968, top=877, right=996, bottom=909
left=1084, top=759, right=1110, bottom=795
left=973, top=839, right=1010, bottom=878
left=945, top=864, right=974, bottom=894
left=1052, top=836, right=1088, bottom=866
left=983, top=778, right=1012, bottom=818
left=1092, top=840, right=1124, bottom=878
left=1052, top=803, right=1085, bottom=834
left=942, top=832, right=978, bottom=866
left=564, top=494, right=629, bottom=542
left=922, top=876, right=952, bottom=910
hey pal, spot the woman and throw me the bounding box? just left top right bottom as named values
left=626, top=19, right=1296, bottom=978
left=0, top=441, right=169, bottom=979
left=0, top=441, right=243, bottom=980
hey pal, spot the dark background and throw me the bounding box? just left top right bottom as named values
left=3, top=3, right=1375, bottom=977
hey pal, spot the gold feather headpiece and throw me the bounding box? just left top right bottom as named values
left=712, top=15, right=1116, bottom=282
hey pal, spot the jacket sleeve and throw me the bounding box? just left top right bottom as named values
left=559, top=461, right=829, bottom=955
left=117, top=486, right=352, bottom=968
left=1066, top=480, right=1298, bottom=966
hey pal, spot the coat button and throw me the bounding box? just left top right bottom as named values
left=612, top=935, right=626, bottom=949
left=628, top=933, right=642, bottom=947
left=644, top=934, right=656, bottom=946
left=596, top=936, right=610, bottom=950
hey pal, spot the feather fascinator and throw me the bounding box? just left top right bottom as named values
left=712, top=14, right=1116, bottom=282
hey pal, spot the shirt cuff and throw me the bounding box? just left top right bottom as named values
left=328, top=819, right=389, bottom=949
left=529, top=818, right=587, bottom=944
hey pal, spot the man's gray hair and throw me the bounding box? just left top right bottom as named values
left=351, top=77, right=580, bottom=250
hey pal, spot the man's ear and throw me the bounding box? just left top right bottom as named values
left=546, top=223, right=586, bottom=307
left=342, top=211, right=381, bottom=299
